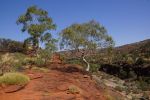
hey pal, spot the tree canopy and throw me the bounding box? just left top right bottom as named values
left=59, top=20, right=114, bottom=71
left=17, top=5, right=56, bottom=54
left=60, top=20, right=114, bottom=51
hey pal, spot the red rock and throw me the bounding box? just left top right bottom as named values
left=28, top=74, right=43, bottom=80
left=4, top=85, right=26, bottom=93
left=57, top=84, right=69, bottom=91
left=49, top=92, right=76, bottom=100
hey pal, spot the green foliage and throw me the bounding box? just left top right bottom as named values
left=60, top=20, right=114, bottom=51
left=90, top=63, right=100, bottom=73
left=59, top=53, right=67, bottom=63
left=60, top=20, right=114, bottom=71
left=0, top=38, right=24, bottom=53
left=36, top=38, right=57, bottom=66
left=0, top=72, right=30, bottom=85
left=17, top=5, right=56, bottom=54
left=34, top=57, right=45, bottom=67
left=0, top=53, right=29, bottom=74
left=67, top=58, right=83, bottom=65
left=106, top=47, right=115, bottom=64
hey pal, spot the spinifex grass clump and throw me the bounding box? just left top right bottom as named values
left=68, top=85, right=80, bottom=94
left=0, top=72, right=30, bottom=85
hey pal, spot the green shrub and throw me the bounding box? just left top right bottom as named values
left=0, top=72, right=30, bottom=85
left=67, top=59, right=83, bottom=65
left=59, top=53, right=67, bottom=63
left=34, top=57, right=45, bottom=67
left=90, top=63, right=100, bottom=73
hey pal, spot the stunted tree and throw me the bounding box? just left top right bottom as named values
left=60, top=20, right=114, bottom=71
left=17, top=5, right=56, bottom=55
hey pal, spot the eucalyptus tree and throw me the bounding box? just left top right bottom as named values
left=17, top=6, right=56, bottom=54
left=60, top=20, right=114, bottom=71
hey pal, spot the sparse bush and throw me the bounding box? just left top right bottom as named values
left=0, top=53, right=28, bottom=74
left=59, top=53, right=67, bottom=63
left=90, top=63, right=100, bottom=73
left=67, top=58, right=83, bottom=65
left=0, top=72, right=30, bottom=85
left=67, top=85, right=80, bottom=94
left=34, top=57, right=46, bottom=67
left=0, top=53, right=14, bottom=74
left=37, top=49, right=53, bottom=66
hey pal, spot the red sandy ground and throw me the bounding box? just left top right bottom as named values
left=0, top=54, right=106, bottom=100
left=0, top=67, right=106, bottom=100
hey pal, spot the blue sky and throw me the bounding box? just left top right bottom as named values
left=0, top=0, right=150, bottom=46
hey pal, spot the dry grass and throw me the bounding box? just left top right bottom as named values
left=0, top=72, right=30, bottom=85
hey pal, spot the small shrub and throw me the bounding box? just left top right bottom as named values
left=34, top=57, right=45, bottom=67
left=67, top=85, right=80, bottom=94
left=0, top=53, right=28, bottom=73
left=67, top=59, right=83, bottom=66
left=90, top=63, right=100, bottom=73
left=59, top=53, right=67, bottom=63
left=0, top=53, right=14, bottom=74
left=0, top=72, right=30, bottom=85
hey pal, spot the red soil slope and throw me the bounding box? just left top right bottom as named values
left=0, top=68, right=105, bottom=100
left=0, top=54, right=106, bottom=100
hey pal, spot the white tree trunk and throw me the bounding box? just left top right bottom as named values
left=82, top=56, right=90, bottom=71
